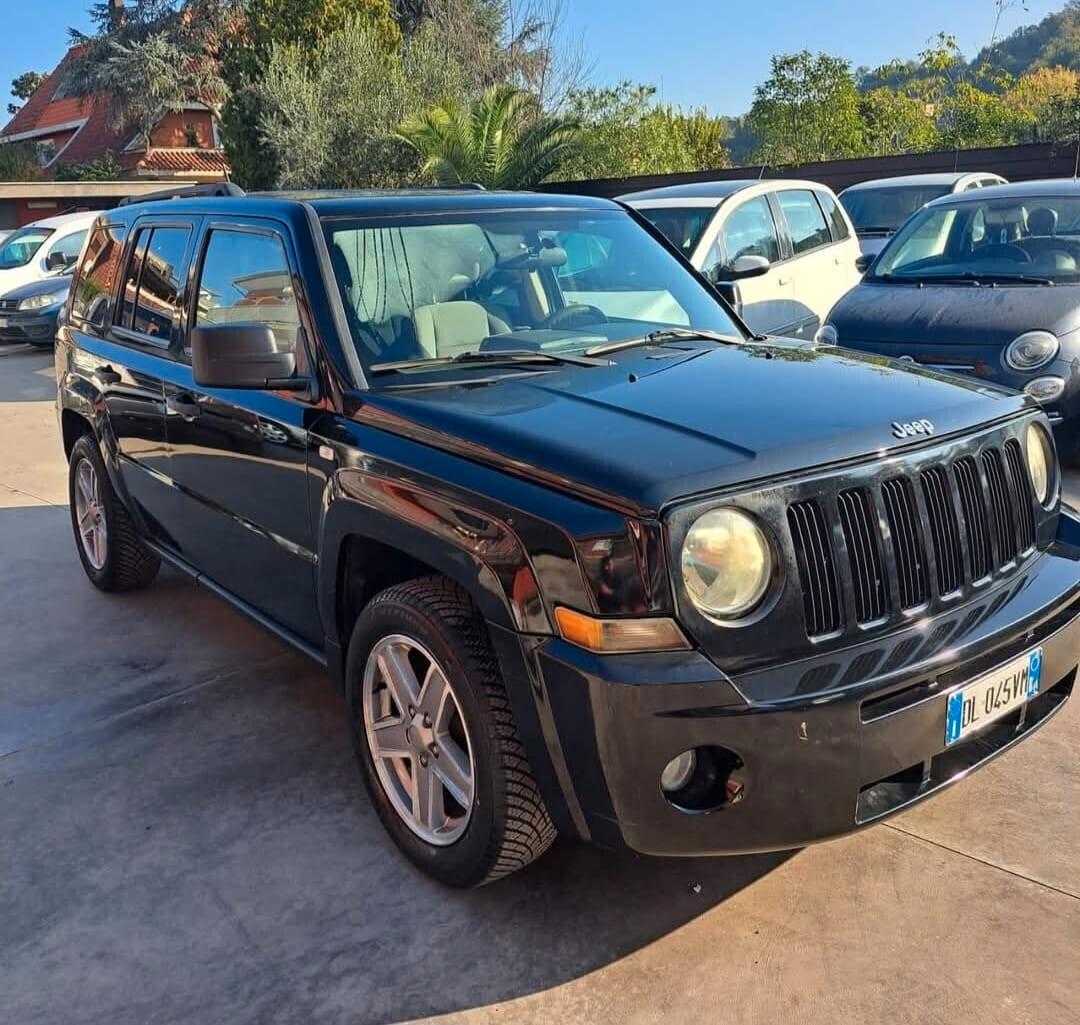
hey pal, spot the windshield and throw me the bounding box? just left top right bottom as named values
left=323, top=208, right=742, bottom=378
left=871, top=195, right=1080, bottom=284
left=634, top=206, right=715, bottom=255
left=0, top=227, right=54, bottom=270
left=841, top=185, right=952, bottom=232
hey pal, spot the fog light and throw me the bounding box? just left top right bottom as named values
left=660, top=750, right=697, bottom=793
left=1024, top=376, right=1065, bottom=404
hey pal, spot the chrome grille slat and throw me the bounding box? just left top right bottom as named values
left=921, top=466, right=963, bottom=595
left=788, top=500, right=842, bottom=637
left=1004, top=439, right=1036, bottom=553
left=881, top=477, right=928, bottom=609
left=838, top=488, right=888, bottom=623
left=983, top=448, right=1017, bottom=565
left=954, top=456, right=992, bottom=581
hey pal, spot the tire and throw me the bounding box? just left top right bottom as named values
left=68, top=434, right=160, bottom=592
left=345, top=576, right=556, bottom=887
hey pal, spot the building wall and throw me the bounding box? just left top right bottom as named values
left=150, top=110, right=215, bottom=149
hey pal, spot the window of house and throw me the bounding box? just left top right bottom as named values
left=716, top=196, right=780, bottom=266
left=815, top=191, right=851, bottom=243
left=71, top=224, right=127, bottom=328
left=776, top=190, right=832, bottom=255
left=194, top=229, right=303, bottom=365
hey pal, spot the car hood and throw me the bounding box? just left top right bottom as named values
left=1, top=273, right=70, bottom=302
left=350, top=340, right=1027, bottom=514
left=829, top=280, right=1080, bottom=346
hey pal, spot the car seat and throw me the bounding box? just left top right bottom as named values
left=413, top=300, right=511, bottom=358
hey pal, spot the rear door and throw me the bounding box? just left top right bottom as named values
left=705, top=193, right=797, bottom=336
left=160, top=217, right=321, bottom=644
left=66, top=220, right=182, bottom=539
left=772, top=188, right=845, bottom=338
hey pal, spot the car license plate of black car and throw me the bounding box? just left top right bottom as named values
left=945, top=648, right=1042, bottom=745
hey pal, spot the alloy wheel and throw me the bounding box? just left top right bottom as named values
left=74, top=458, right=108, bottom=571
left=361, top=634, right=476, bottom=846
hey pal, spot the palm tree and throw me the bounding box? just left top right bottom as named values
left=398, top=85, right=581, bottom=190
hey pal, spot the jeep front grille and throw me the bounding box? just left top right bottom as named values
left=791, top=436, right=1039, bottom=638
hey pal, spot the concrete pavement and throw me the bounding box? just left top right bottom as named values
left=2, top=347, right=1078, bottom=1025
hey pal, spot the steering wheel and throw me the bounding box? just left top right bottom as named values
left=544, top=304, right=609, bottom=330
left=972, top=243, right=1032, bottom=264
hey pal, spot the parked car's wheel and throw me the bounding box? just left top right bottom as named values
left=68, top=434, right=160, bottom=592
left=345, top=576, right=556, bottom=887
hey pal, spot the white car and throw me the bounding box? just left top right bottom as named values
left=0, top=211, right=96, bottom=294
left=840, top=172, right=1008, bottom=258
left=622, top=180, right=862, bottom=340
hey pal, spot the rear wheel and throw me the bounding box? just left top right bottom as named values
left=345, top=577, right=556, bottom=886
left=68, top=434, right=160, bottom=592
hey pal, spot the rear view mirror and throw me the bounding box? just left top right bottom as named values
left=191, top=323, right=303, bottom=390
left=714, top=255, right=771, bottom=282
left=856, top=253, right=873, bottom=274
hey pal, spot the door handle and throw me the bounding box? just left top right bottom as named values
left=167, top=394, right=202, bottom=422
left=95, top=364, right=121, bottom=385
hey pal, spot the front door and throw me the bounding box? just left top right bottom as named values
left=772, top=189, right=839, bottom=339
left=707, top=195, right=799, bottom=337
left=160, top=219, right=321, bottom=645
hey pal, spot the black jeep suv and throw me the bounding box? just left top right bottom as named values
left=57, top=188, right=1079, bottom=886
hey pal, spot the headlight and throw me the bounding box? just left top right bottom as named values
left=17, top=293, right=59, bottom=311
left=681, top=508, right=772, bottom=620
left=1025, top=422, right=1055, bottom=506
left=1005, top=331, right=1058, bottom=371
left=816, top=324, right=838, bottom=346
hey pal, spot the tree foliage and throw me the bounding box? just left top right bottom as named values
left=8, top=71, right=45, bottom=115
left=54, top=150, right=123, bottom=180
left=398, top=83, right=581, bottom=188
left=747, top=51, right=864, bottom=165
left=0, top=141, right=42, bottom=181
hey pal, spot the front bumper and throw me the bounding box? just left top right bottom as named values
left=524, top=521, right=1080, bottom=857
left=0, top=309, right=60, bottom=345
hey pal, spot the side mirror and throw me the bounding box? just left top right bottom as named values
left=714, top=254, right=771, bottom=282
left=855, top=253, right=873, bottom=274
left=46, top=251, right=68, bottom=271
left=191, top=322, right=302, bottom=390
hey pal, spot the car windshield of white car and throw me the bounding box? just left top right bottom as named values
left=0, top=227, right=54, bottom=269
left=871, top=196, right=1080, bottom=285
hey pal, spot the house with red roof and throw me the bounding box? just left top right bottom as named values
left=0, top=34, right=229, bottom=229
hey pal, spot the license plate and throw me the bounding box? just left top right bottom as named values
left=945, top=648, right=1042, bottom=745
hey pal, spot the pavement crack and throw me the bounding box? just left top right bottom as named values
left=884, top=822, right=1079, bottom=901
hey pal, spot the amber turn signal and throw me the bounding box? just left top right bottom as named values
left=554, top=607, right=690, bottom=653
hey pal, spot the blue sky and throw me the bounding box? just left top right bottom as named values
left=1, top=0, right=1066, bottom=118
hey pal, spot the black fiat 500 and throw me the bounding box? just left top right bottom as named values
left=56, top=186, right=1079, bottom=886
left=824, top=180, right=1080, bottom=458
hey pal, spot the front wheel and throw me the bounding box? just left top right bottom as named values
left=68, top=434, right=160, bottom=592
left=345, top=577, right=556, bottom=886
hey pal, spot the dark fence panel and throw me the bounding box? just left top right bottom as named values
left=539, top=142, right=1080, bottom=198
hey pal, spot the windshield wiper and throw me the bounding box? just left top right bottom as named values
left=585, top=328, right=748, bottom=357
left=369, top=348, right=612, bottom=374
left=876, top=271, right=1053, bottom=287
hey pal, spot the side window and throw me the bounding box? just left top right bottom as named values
left=776, top=190, right=832, bottom=256
left=717, top=196, right=780, bottom=266
left=71, top=224, right=127, bottom=329
left=132, top=228, right=190, bottom=339
left=48, top=229, right=88, bottom=270
left=194, top=229, right=303, bottom=366
left=816, top=191, right=851, bottom=242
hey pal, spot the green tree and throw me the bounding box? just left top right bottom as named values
left=254, top=18, right=466, bottom=188
left=54, top=150, right=123, bottom=181
left=8, top=71, right=45, bottom=116
left=398, top=83, right=581, bottom=188
left=0, top=141, right=41, bottom=181
left=747, top=51, right=864, bottom=165
left=554, top=82, right=709, bottom=180
left=859, top=88, right=939, bottom=156
left=938, top=81, right=1022, bottom=149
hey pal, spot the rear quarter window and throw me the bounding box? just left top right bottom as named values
left=71, top=224, right=128, bottom=329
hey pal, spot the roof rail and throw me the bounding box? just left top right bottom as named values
left=416, top=182, right=487, bottom=191
left=117, top=182, right=246, bottom=207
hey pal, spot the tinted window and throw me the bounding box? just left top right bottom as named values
left=717, top=196, right=780, bottom=265
left=48, top=230, right=88, bottom=268
left=195, top=230, right=301, bottom=357
left=841, top=185, right=952, bottom=232
left=776, top=190, right=831, bottom=255
left=816, top=191, right=850, bottom=242
left=637, top=207, right=715, bottom=255
left=0, top=226, right=53, bottom=269
left=131, top=227, right=189, bottom=339
left=71, top=224, right=127, bottom=328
